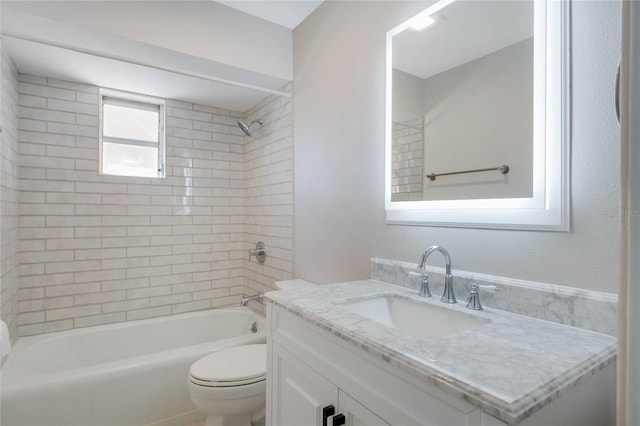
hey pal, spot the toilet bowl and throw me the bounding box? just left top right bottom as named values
left=188, top=344, right=266, bottom=426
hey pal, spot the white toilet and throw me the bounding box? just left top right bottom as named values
left=188, top=344, right=266, bottom=426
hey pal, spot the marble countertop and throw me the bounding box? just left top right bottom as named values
left=264, top=280, right=617, bottom=424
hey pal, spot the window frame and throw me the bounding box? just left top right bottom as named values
left=99, top=88, right=166, bottom=178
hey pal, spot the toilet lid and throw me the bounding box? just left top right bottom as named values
left=190, top=344, right=266, bottom=383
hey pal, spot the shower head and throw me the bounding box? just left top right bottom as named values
left=237, top=119, right=263, bottom=137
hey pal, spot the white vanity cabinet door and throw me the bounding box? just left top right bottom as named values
left=338, top=390, right=390, bottom=426
left=271, top=342, right=338, bottom=426
left=270, top=341, right=390, bottom=426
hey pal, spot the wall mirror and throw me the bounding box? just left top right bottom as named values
left=385, top=0, right=570, bottom=230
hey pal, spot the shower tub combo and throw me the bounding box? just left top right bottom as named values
left=1, top=307, right=265, bottom=426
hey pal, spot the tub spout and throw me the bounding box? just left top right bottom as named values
left=241, top=293, right=263, bottom=306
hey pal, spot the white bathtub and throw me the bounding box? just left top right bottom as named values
left=1, top=307, right=266, bottom=426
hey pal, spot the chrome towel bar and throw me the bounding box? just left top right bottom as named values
left=426, top=165, right=510, bottom=181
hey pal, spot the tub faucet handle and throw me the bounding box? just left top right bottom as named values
left=248, top=241, right=267, bottom=264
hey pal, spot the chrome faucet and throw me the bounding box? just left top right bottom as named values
left=417, top=245, right=456, bottom=304
left=240, top=293, right=263, bottom=306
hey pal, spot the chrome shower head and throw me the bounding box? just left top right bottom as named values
left=237, top=119, right=263, bottom=137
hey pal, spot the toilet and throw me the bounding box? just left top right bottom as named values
left=188, top=344, right=266, bottom=426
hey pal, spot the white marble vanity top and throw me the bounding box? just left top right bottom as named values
left=264, top=280, right=616, bottom=424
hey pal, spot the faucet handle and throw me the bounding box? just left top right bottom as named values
left=418, top=275, right=432, bottom=298
left=476, top=284, right=499, bottom=293
left=409, top=271, right=432, bottom=298
left=466, top=282, right=483, bottom=310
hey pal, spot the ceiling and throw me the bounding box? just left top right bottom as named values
left=393, top=0, right=534, bottom=79
left=1, top=1, right=320, bottom=112
left=216, top=1, right=323, bottom=29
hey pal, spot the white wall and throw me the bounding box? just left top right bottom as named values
left=293, top=0, right=621, bottom=293
left=1, top=46, right=20, bottom=342
left=392, top=69, right=423, bottom=123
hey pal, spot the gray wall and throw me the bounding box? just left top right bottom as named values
left=293, top=0, right=621, bottom=293
left=422, top=38, right=533, bottom=201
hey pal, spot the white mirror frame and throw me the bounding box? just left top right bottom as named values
left=385, top=0, right=570, bottom=231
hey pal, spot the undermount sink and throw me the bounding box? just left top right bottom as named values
left=336, top=295, right=489, bottom=340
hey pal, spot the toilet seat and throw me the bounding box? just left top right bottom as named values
left=190, top=376, right=265, bottom=387
left=189, top=344, right=266, bottom=388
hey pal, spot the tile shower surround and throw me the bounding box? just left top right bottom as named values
left=391, top=118, right=423, bottom=201
left=1, top=49, right=20, bottom=342
left=371, top=258, right=617, bottom=336
left=13, top=74, right=292, bottom=337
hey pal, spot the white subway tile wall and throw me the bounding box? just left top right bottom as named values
left=1, top=49, right=20, bottom=342
left=14, top=74, right=293, bottom=336
left=391, top=118, right=423, bottom=201
left=243, top=86, right=294, bottom=315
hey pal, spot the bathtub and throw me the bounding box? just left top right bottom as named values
left=1, top=307, right=266, bottom=426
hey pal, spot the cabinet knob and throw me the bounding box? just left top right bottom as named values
left=332, top=413, right=346, bottom=426
left=322, top=405, right=335, bottom=426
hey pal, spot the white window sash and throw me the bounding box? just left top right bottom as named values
left=99, top=88, right=166, bottom=178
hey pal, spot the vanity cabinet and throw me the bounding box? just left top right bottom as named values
left=271, top=342, right=389, bottom=426
left=267, top=304, right=504, bottom=426
left=266, top=281, right=616, bottom=426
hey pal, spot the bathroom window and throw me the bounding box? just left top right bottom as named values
left=99, top=89, right=166, bottom=178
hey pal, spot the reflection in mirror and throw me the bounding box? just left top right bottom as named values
left=391, top=1, right=534, bottom=202
left=385, top=0, right=570, bottom=230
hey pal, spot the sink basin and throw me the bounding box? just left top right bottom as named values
left=336, top=295, right=489, bottom=340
